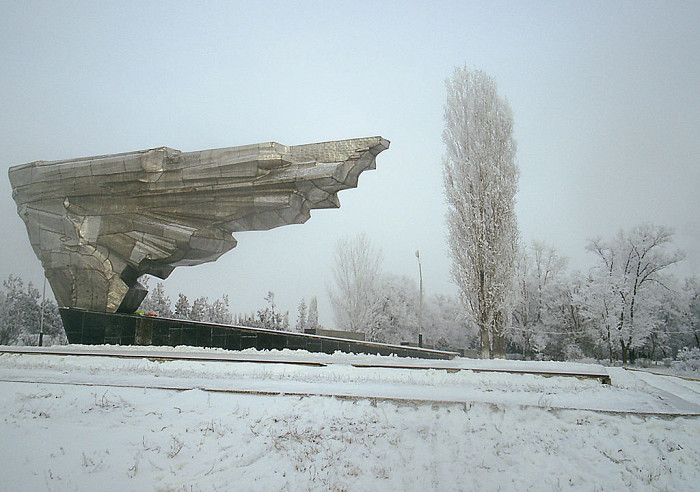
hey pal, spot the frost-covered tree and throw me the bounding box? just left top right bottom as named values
left=172, top=292, right=230, bottom=323
left=173, top=293, right=191, bottom=319
left=140, top=281, right=172, bottom=317
left=511, top=242, right=569, bottom=358
left=372, top=274, right=420, bottom=344
left=0, top=275, right=64, bottom=345
left=685, top=278, right=700, bottom=349
left=235, top=292, right=285, bottom=330
left=442, top=67, right=519, bottom=359
left=190, top=297, right=208, bottom=321
left=577, top=269, right=621, bottom=362
left=307, top=296, right=321, bottom=331
left=643, top=278, right=688, bottom=359
left=424, top=293, right=476, bottom=351
left=0, top=276, right=32, bottom=344
left=207, top=295, right=232, bottom=324
left=328, top=234, right=383, bottom=333
left=586, top=223, right=684, bottom=364
left=296, top=298, right=308, bottom=332
left=253, top=291, right=286, bottom=330
left=556, top=273, right=591, bottom=360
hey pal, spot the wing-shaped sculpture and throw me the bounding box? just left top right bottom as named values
left=9, top=137, right=389, bottom=313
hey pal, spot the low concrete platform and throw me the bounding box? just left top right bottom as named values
left=58, top=308, right=457, bottom=360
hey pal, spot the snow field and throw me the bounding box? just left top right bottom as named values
left=1, top=349, right=699, bottom=491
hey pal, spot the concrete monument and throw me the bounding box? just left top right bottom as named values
left=9, top=137, right=389, bottom=313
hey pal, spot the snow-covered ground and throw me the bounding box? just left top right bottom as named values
left=1, top=346, right=699, bottom=491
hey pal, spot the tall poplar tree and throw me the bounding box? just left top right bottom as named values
left=442, top=67, right=519, bottom=359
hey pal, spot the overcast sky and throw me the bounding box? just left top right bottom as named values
left=1, top=1, right=698, bottom=328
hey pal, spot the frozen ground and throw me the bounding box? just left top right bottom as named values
left=1, top=346, right=699, bottom=491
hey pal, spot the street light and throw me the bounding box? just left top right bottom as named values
left=38, top=276, right=46, bottom=346
left=415, top=250, right=423, bottom=348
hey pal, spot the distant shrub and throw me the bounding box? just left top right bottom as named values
left=634, top=358, right=652, bottom=368
left=672, top=347, right=700, bottom=373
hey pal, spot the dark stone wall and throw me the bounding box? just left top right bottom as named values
left=59, top=308, right=456, bottom=360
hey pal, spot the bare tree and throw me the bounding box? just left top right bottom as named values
left=442, top=67, right=519, bottom=359
left=328, top=234, right=383, bottom=334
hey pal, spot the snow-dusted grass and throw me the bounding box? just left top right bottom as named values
left=1, top=347, right=699, bottom=491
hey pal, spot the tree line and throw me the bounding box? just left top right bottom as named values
left=3, top=222, right=697, bottom=364
left=138, top=279, right=323, bottom=333
left=512, top=225, right=698, bottom=363
left=0, top=273, right=326, bottom=345
left=326, top=227, right=700, bottom=363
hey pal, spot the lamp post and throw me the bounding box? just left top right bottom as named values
left=415, top=250, right=423, bottom=348
left=38, top=276, right=46, bottom=346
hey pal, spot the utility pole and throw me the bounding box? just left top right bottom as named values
left=415, top=250, right=423, bottom=348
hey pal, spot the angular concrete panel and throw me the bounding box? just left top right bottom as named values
left=10, top=137, right=389, bottom=313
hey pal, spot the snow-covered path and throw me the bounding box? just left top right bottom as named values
left=0, top=346, right=696, bottom=415
left=1, top=346, right=699, bottom=491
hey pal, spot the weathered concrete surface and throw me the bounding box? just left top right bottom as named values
left=9, top=137, right=389, bottom=313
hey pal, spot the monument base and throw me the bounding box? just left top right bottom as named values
left=59, top=308, right=457, bottom=360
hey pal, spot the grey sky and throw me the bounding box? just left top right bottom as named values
left=1, top=1, right=698, bottom=328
